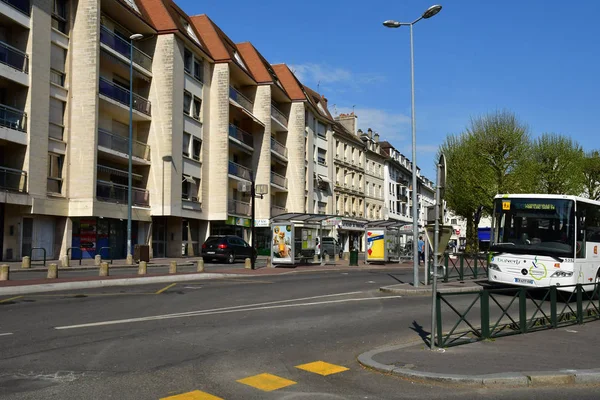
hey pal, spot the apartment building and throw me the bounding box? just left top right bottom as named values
left=381, top=141, right=413, bottom=223
left=362, top=129, right=385, bottom=221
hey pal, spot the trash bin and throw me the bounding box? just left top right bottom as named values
left=134, top=244, right=150, bottom=262
left=349, top=250, right=359, bottom=266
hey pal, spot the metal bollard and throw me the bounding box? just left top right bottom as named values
left=22, top=256, right=31, bottom=269
left=61, top=255, right=70, bottom=268
left=169, top=261, right=177, bottom=274
left=0, top=264, right=9, bottom=281
left=197, top=259, right=204, bottom=273
left=94, top=254, right=101, bottom=266
left=138, top=261, right=147, bottom=275
left=99, top=262, right=109, bottom=277
left=244, top=258, right=252, bottom=269
left=47, top=263, right=58, bottom=279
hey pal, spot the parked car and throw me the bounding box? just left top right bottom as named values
left=201, top=235, right=257, bottom=264
left=316, top=237, right=343, bottom=258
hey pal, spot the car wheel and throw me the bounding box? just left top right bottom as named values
left=227, top=252, right=235, bottom=264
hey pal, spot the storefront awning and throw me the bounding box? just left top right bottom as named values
left=366, top=220, right=411, bottom=229
left=271, top=212, right=338, bottom=225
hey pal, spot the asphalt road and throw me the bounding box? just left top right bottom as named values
left=1, top=268, right=599, bottom=399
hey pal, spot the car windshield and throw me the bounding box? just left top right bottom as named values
left=491, top=198, right=575, bottom=258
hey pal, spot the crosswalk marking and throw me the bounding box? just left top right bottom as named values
left=237, top=373, right=296, bottom=392
left=295, top=361, right=349, bottom=376
left=160, top=390, right=223, bottom=400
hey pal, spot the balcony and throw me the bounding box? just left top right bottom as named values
left=228, top=199, right=250, bottom=216
left=228, top=161, right=252, bottom=181
left=96, top=180, right=149, bottom=207
left=270, top=137, right=287, bottom=159
left=98, top=128, right=151, bottom=162
left=271, top=205, right=287, bottom=217
left=0, top=166, right=26, bottom=193
left=99, top=77, right=151, bottom=116
left=271, top=104, right=288, bottom=127
left=100, top=26, right=152, bottom=72
left=270, top=171, right=287, bottom=189
left=1, top=0, right=29, bottom=15
left=228, top=124, right=253, bottom=149
left=229, top=86, right=253, bottom=114
left=0, top=40, right=28, bottom=73
left=0, top=103, right=27, bottom=132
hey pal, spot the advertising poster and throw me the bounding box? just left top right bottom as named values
left=79, top=219, right=97, bottom=251
left=272, top=224, right=292, bottom=263
left=366, top=229, right=385, bottom=261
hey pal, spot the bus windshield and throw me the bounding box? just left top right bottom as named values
left=490, top=198, right=575, bottom=258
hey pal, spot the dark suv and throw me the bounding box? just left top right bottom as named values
left=201, top=235, right=256, bottom=264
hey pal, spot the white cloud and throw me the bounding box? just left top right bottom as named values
left=336, top=106, right=411, bottom=141
left=289, top=63, right=385, bottom=88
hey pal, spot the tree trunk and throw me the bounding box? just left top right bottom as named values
left=465, top=214, right=479, bottom=254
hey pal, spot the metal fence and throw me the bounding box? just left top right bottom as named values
left=442, top=253, right=489, bottom=282
left=435, top=283, right=600, bottom=348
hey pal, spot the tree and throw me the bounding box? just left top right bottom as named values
left=531, top=133, right=585, bottom=195
left=583, top=150, right=600, bottom=200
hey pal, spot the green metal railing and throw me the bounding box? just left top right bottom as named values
left=442, top=253, right=489, bottom=282
left=435, top=283, right=600, bottom=348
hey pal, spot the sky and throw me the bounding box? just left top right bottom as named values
left=178, top=0, right=600, bottom=180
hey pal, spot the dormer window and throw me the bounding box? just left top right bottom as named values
left=122, top=0, right=140, bottom=13
left=181, top=18, right=201, bottom=45
left=233, top=51, right=248, bottom=71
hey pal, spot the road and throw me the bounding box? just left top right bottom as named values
left=1, top=268, right=599, bottom=399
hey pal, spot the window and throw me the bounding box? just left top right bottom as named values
left=182, top=175, right=200, bottom=202
left=182, top=133, right=191, bottom=157
left=233, top=51, right=247, bottom=71
left=193, top=59, right=203, bottom=82
left=49, top=98, right=65, bottom=140
left=317, top=122, right=326, bottom=138
left=317, top=148, right=326, bottom=166
left=47, top=153, right=63, bottom=194
left=52, top=0, right=68, bottom=34
left=318, top=202, right=327, bottom=215
left=51, top=45, right=66, bottom=86
left=184, top=49, right=192, bottom=73
left=181, top=18, right=201, bottom=45
left=184, top=49, right=204, bottom=83
left=192, top=97, right=201, bottom=120
left=183, top=91, right=192, bottom=116
left=192, top=137, right=201, bottom=161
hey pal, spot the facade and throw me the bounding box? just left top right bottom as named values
left=362, top=129, right=385, bottom=221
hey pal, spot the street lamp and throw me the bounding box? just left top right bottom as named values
left=383, top=4, right=442, bottom=288
left=127, top=33, right=144, bottom=263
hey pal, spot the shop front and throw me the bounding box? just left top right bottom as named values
left=72, top=217, right=139, bottom=259
left=324, top=217, right=368, bottom=254
left=210, top=216, right=251, bottom=243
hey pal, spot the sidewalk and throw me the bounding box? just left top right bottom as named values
left=357, top=279, right=600, bottom=387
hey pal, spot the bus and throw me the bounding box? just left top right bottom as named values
left=488, top=194, right=600, bottom=291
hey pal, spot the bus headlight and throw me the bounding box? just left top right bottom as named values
left=551, top=271, right=573, bottom=278
left=489, top=263, right=501, bottom=271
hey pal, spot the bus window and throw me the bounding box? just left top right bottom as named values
left=577, top=205, right=586, bottom=258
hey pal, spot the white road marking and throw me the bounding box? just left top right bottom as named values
left=367, top=281, right=376, bottom=284
left=0, top=332, right=14, bottom=337
left=55, top=295, right=401, bottom=330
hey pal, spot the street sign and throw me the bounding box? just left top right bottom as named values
left=425, top=224, right=453, bottom=265
left=438, top=153, right=446, bottom=198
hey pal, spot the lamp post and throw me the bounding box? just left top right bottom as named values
left=127, top=33, right=143, bottom=262
left=383, top=4, right=442, bottom=288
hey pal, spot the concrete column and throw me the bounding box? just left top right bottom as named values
left=138, top=261, right=147, bottom=275
left=22, top=256, right=31, bottom=269
left=99, top=262, right=109, bottom=276
left=244, top=258, right=251, bottom=269
left=47, top=263, right=58, bottom=279
left=287, top=102, right=307, bottom=212
left=197, top=259, right=204, bottom=272
left=169, top=261, right=177, bottom=274
left=94, top=254, right=101, bottom=266
left=0, top=265, right=9, bottom=281
left=253, top=85, right=272, bottom=220
left=61, top=255, right=69, bottom=268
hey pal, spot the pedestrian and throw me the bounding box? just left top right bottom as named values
left=418, top=236, right=425, bottom=265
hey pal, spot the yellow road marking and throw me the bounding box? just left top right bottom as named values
left=0, top=296, right=23, bottom=304
left=155, top=283, right=177, bottom=295
left=295, top=361, right=349, bottom=376
left=237, top=373, right=296, bottom=392
left=160, top=390, right=223, bottom=400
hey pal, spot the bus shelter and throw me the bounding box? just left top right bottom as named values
left=365, top=220, right=411, bottom=263
left=270, top=213, right=338, bottom=267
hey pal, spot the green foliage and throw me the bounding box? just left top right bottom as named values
left=583, top=150, right=600, bottom=200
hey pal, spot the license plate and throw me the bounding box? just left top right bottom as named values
left=207, top=251, right=215, bottom=255
left=514, top=278, right=534, bottom=284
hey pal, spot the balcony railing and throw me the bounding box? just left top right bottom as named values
left=271, top=104, right=288, bottom=127
left=1, top=0, right=30, bottom=15
left=270, top=137, right=288, bottom=158
left=98, top=128, right=151, bottom=161
left=271, top=205, right=287, bottom=217
left=0, top=41, right=28, bottom=73
left=96, top=180, right=149, bottom=207
left=228, top=199, right=250, bottom=216
left=0, top=166, right=27, bottom=192
left=229, top=86, right=254, bottom=113
left=228, top=161, right=252, bottom=181
left=270, top=171, right=288, bottom=189
left=228, top=124, right=254, bottom=148
left=100, top=26, right=152, bottom=72
left=0, top=104, right=27, bottom=132
left=99, top=77, right=151, bottom=116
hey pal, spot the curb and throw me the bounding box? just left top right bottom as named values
left=357, top=342, right=600, bottom=386
left=0, top=273, right=247, bottom=296
left=8, top=262, right=196, bottom=273
left=379, top=283, right=483, bottom=296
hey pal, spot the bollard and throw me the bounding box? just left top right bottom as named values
left=325, top=254, right=330, bottom=264
left=22, top=256, right=31, bottom=269
left=61, top=255, right=70, bottom=268
left=313, top=254, right=319, bottom=264
left=244, top=258, right=252, bottom=269
left=94, top=254, right=101, bottom=266
left=266, top=257, right=272, bottom=268
left=47, top=263, right=58, bottom=279
left=0, top=264, right=9, bottom=281
left=169, top=261, right=177, bottom=274
left=99, top=262, right=109, bottom=277
left=126, top=254, right=134, bottom=265
left=138, top=261, right=147, bottom=275
left=197, top=259, right=204, bottom=273
left=334, top=254, right=339, bottom=262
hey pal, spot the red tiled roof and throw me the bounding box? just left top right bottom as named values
left=117, top=0, right=156, bottom=29
left=303, top=85, right=334, bottom=122
left=236, top=42, right=272, bottom=83
left=190, top=14, right=235, bottom=62
left=272, top=64, right=305, bottom=101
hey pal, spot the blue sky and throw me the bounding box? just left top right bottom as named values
left=180, top=0, right=600, bottom=180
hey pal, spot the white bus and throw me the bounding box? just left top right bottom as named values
left=488, top=194, right=600, bottom=291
